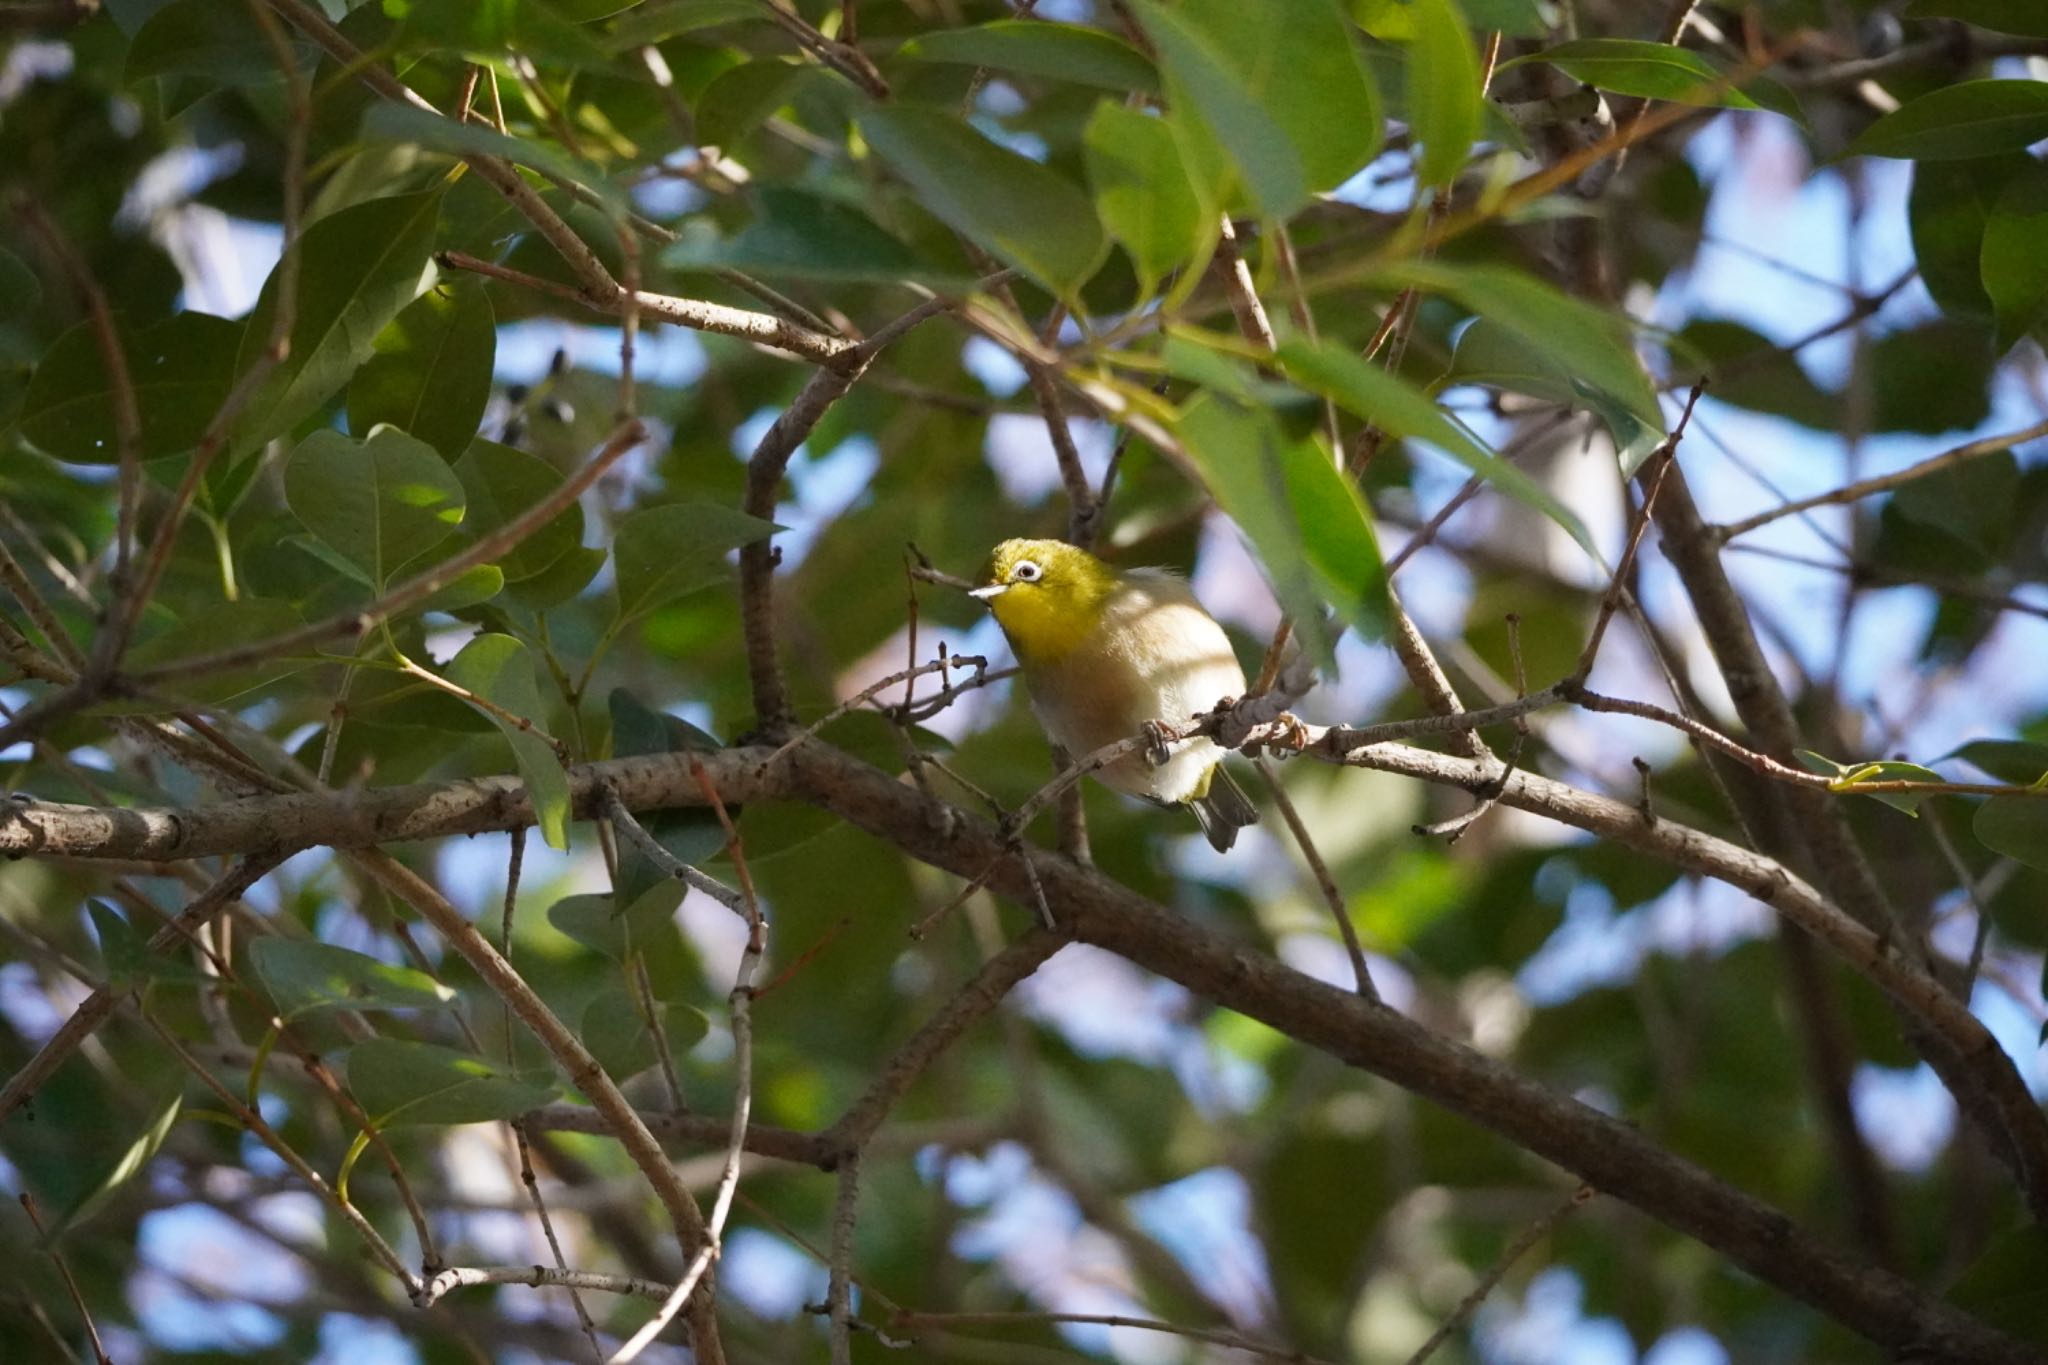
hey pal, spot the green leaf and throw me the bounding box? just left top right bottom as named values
left=41, top=1094, right=181, bottom=1242
left=1667, top=318, right=1838, bottom=431
left=123, top=598, right=307, bottom=701
left=1393, top=261, right=1664, bottom=449
left=20, top=312, right=241, bottom=465
left=0, top=244, right=38, bottom=316
left=347, top=283, right=496, bottom=460
left=1910, top=157, right=2029, bottom=320
left=1846, top=80, right=2048, bottom=161
left=1904, top=0, right=2048, bottom=38
left=284, top=427, right=466, bottom=591
left=387, top=0, right=612, bottom=69
left=347, top=1039, right=557, bottom=1127
left=1948, top=740, right=2048, bottom=786
left=1868, top=321, right=1995, bottom=435
left=691, top=59, right=819, bottom=153
left=125, top=0, right=309, bottom=85
left=452, top=439, right=584, bottom=584
left=1175, top=391, right=1390, bottom=667
left=1977, top=798, right=2048, bottom=870
left=580, top=986, right=711, bottom=1080
left=663, top=186, right=947, bottom=287
left=249, top=938, right=456, bottom=1020
left=608, top=689, right=729, bottom=907
left=1502, top=39, right=1761, bottom=110
left=1132, top=0, right=1380, bottom=217
left=610, top=501, right=778, bottom=627
left=1795, top=750, right=1943, bottom=815
left=900, top=21, right=1159, bottom=93
left=1406, top=0, right=1483, bottom=187
left=234, top=191, right=442, bottom=454
left=1981, top=161, right=2048, bottom=353
left=444, top=633, right=571, bottom=850
left=360, top=104, right=627, bottom=216
left=1083, top=104, right=1210, bottom=298
left=89, top=900, right=202, bottom=986
left=505, top=544, right=605, bottom=611
left=1280, top=334, right=1600, bottom=562
left=857, top=107, right=1109, bottom=298
left=547, top=886, right=683, bottom=963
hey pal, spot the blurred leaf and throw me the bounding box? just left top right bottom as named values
left=348, top=283, right=496, bottom=460
left=234, top=190, right=441, bottom=453
left=445, top=633, right=571, bottom=850
left=1397, top=260, right=1664, bottom=449
left=1132, top=0, right=1380, bottom=217
left=41, top=1094, right=180, bottom=1243
left=1886, top=449, right=2018, bottom=563
left=548, top=886, right=684, bottom=963
left=1948, top=739, right=2048, bottom=786
left=358, top=104, right=626, bottom=215
left=89, top=900, right=202, bottom=985
left=1794, top=750, right=1941, bottom=814
left=348, top=1039, right=557, bottom=1126
left=1910, top=157, right=2029, bottom=320
left=250, top=938, right=456, bottom=1020
left=1669, top=318, right=1837, bottom=430
left=1407, top=0, right=1482, bottom=186
left=20, top=311, right=240, bottom=464
left=899, top=22, right=1158, bottom=93
left=123, top=597, right=307, bottom=702
left=1175, top=389, right=1389, bottom=667
left=1947, top=1226, right=2048, bottom=1339
left=611, top=501, right=778, bottom=627
left=387, top=0, right=612, bottom=68
left=125, top=0, right=308, bottom=85
left=1981, top=160, right=2048, bottom=352
left=664, top=186, right=949, bottom=287
left=1868, top=321, right=1994, bottom=434
left=857, top=107, right=1108, bottom=298
left=284, top=427, right=466, bottom=590
left=1280, top=333, right=1600, bottom=561
left=1846, top=80, right=2048, bottom=160
left=1976, top=797, right=2048, bottom=870
left=580, top=985, right=710, bottom=1079
left=452, top=439, right=584, bottom=584
left=1502, top=39, right=1763, bottom=110
left=1083, top=103, right=1210, bottom=299
left=1904, top=0, right=2048, bottom=37
left=692, top=59, right=819, bottom=152
left=1448, top=315, right=1663, bottom=467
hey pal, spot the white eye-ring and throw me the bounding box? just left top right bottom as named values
left=1012, top=560, right=1042, bottom=583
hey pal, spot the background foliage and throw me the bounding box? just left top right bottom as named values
left=2, top=0, right=2048, bottom=1362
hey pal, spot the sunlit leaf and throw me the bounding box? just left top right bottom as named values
left=284, top=427, right=466, bottom=591
left=1083, top=104, right=1210, bottom=298
left=1406, top=0, right=1482, bottom=187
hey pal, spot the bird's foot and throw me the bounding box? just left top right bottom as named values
left=1141, top=720, right=1174, bottom=769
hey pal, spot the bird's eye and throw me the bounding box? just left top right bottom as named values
left=1012, top=560, right=1042, bottom=583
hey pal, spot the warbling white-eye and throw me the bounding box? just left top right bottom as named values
left=972, top=538, right=1259, bottom=852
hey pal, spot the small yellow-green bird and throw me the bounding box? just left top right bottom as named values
left=972, top=538, right=1259, bottom=851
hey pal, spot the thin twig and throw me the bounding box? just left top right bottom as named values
left=18, top=1192, right=113, bottom=1364
left=1402, top=1186, right=1596, bottom=1365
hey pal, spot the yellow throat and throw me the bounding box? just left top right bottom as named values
left=972, top=538, right=1117, bottom=666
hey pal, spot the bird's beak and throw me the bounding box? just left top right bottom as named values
left=968, top=584, right=1007, bottom=600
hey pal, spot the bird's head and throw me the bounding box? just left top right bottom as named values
left=971, top=538, right=1116, bottom=664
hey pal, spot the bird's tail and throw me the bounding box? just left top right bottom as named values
left=1191, top=764, right=1258, bottom=853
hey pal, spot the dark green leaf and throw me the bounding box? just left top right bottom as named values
left=20, top=311, right=241, bottom=464
left=1869, top=321, right=1995, bottom=434
left=388, top=0, right=612, bottom=69
left=580, top=986, right=710, bottom=1080
left=1082, top=104, right=1210, bottom=298
left=249, top=938, right=456, bottom=1020
left=1904, top=0, right=2048, bottom=38
left=1948, top=739, right=2048, bottom=786
left=692, top=60, right=819, bottom=152
left=234, top=191, right=442, bottom=454
left=123, top=598, right=307, bottom=701
left=359, top=104, right=627, bottom=216
left=611, top=501, right=778, bottom=627
left=1175, top=391, right=1390, bottom=666
left=663, top=187, right=948, bottom=287
left=1407, top=0, right=1483, bottom=186
left=89, top=900, right=202, bottom=985
left=0, top=244, right=38, bottom=315
left=857, top=107, right=1108, bottom=297
left=347, top=1039, right=557, bottom=1127
left=1668, top=318, right=1838, bottom=430
left=1910, top=157, right=2029, bottom=320
left=1846, top=80, right=2048, bottom=160
left=1982, top=161, right=2048, bottom=352
left=1977, top=797, right=2048, bottom=869
left=41, top=1095, right=181, bottom=1242
left=1132, top=0, right=1380, bottom=217
left=1283, top=333, right=1600, bottom=560
left=284, top=427, right=466, bottom=590
left=1502, top=39, right=1761, bottom=110
left=452, top=439, right=584, bottom=584
left=444, top=634, right=571, bottom=850
left=547, top=885, right=683, bottom=963
left=125, top=0, right=309, bottom=85
left=900, top=21, right=1158, bottom=93
left=348, top=283, right=496, bottom=460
